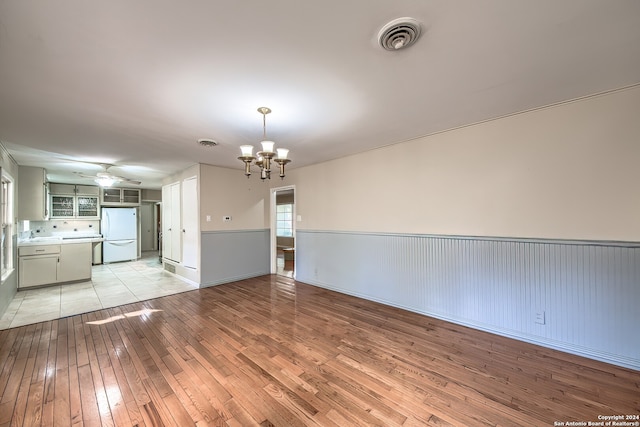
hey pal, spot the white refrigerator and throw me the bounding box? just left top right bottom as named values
left=101, top=207, right=138, bottom=263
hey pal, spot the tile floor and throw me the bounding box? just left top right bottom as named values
left=0, top=251, right=198, bottom=330
left=276, top=249, right=294, bottom=278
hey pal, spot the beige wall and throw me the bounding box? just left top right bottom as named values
left=141, top=189, right=162, bottom=202
left=199, top=164, right=270, bottom=231
left=288, top=85, right=640, bottom=242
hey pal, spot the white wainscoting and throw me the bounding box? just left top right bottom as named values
left=200, top=229, right=270, bottom=287
left=296, top=230, right=640, bottom=370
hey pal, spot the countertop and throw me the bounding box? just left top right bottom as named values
left=18, top=234, right=104, bottom=247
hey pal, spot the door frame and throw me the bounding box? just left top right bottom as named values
left=270, top=184, right=296, bottom=276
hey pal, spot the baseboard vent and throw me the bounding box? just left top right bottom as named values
left=164, top=263, right=176, bottom=273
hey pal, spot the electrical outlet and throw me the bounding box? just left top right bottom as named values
left=206, top=215, right=211, bottom=222
left=223, top=216, right=232, bottom=222
left=535, top=310, right=546, bottom=325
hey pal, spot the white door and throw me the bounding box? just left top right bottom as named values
left=162, top=184, right=172, bottom=259
left=162, top=182, right=181, bottom=262
left=182, top=177, right=198, bottom=269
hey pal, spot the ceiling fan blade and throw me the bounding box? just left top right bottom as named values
left=72, top=171, right=98, bottom=179
left=72, top=164, right=141, bottom=185
left=121, top=178, right=141, bottom=185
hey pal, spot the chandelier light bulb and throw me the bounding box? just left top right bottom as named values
left=261, top=141, right=275, bottom=153
left=276, top=148, right=289, bottom=160
left=240, top=145, right=254, bottom=157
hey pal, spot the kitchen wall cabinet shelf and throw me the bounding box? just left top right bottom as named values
left=101, top=188, right=141, bottom=206
left=50, top=195, right=75, bottom=218
left=49, top=183, right=100, bottom=219
left=49, top=183, right=99, bottom=196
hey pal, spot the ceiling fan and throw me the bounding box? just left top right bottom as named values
left=73, top=163, right=141, bottom=187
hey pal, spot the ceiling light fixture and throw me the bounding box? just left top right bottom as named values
left=238, top=107, right=291, bottom=180
left=95, top=177, right=115, bottom=187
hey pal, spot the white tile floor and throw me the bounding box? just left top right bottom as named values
left=0, top=251, right=198, bottom=330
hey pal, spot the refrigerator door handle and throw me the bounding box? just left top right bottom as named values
left=108, top=240, right=136, bottom=245
left=103, top=210, right=110, bottom=239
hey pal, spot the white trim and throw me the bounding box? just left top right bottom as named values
left=270, top=185, right=296, bottom=277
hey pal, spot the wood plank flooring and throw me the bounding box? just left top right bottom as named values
left=0, top=274, right=638, bottom=426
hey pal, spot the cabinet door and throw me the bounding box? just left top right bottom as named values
left=102, top=188, right=121, bottom=204
left=50, top=195, right=75, bottom=218
left=77, top=196, right=99, bottom=218
left=18, top=166, right=48, bottom=221
left=49, top=183, right=76, bottom=194
left=75, top=185, right=100, bottom=196
left=58, top=243, right=92, bottom=282
left=122, top=189, right=140, bottom=205
left=19, top=255, right=59, bottom=288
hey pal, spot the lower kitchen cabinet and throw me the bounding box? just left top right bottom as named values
left=58, top=243, right=92, bottom=282
left=18, top=242, right=93, bottom=288
left=19, top=252, right=60, bottom=288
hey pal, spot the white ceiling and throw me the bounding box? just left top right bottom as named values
left=1, top=1, right=639, bottom=189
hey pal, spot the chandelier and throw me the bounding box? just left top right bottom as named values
left=238, top=107, right=291, bottom=179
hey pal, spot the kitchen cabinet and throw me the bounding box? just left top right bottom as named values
left=18, top=166, right=48, bottom=220
left=49, top=183, right=99, bottom=196
left=48, top=183, right=76, bottom=195
left=18, top=242, right=92, bottom=288
left=49, top=183, right=100, bottom=218
left=50, top=195, right=76, bottom=218
left=76, top=196, right=99, bottom=217
left=18, top=245, right=61, bottom=288
left=58, top=243, right=92, bottom=282
left=101, top=188, right=140, bottom=206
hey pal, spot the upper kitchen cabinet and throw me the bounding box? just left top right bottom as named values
left=18, top=166, right=49, bottom=220
left=49, top=183, right=99, bottom=196
left=49, top=183, right=100, bottom=219
left=101, top=188, right=141, bottom=206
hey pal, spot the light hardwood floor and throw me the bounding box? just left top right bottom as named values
left=0, top=274, right=638, bottom=426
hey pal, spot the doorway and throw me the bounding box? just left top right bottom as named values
left=271, top=186, right=295, bottom=278
left=140, top=202, right=158, bottom=252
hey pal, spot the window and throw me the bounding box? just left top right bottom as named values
left=1, top=173, right=14, bottom=280
left=276, top=203, right=293, bottom=237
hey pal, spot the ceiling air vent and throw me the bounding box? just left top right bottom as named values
left=377, top=17, right=422, bottom=51
left=198, top=138, right=218, bottom=147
